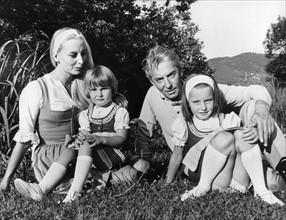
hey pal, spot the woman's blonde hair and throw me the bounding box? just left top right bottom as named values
left=49, top=27, right=93, bottom=69
left=50, top=27, right=94, bottom=110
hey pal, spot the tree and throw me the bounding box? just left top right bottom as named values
left=263, top=16, right=286, bottom=82
left=0, top=0, right=212, bottom=117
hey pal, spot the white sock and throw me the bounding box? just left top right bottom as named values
left=197, top=144, right=228, bottom=191
left=69, top=156, right=93, bottom=193
left=241, top=145, right=268, bottom=195
left=39, top=162, right=67, bottom=194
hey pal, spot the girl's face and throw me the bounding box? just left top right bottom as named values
left=89, top=86, right=112, bottom=107
left=188, top=86, right=214, bottom=121
left=56, top=38, right=88, bottom=76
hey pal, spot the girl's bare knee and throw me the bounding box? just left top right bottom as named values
left=211, top=132, right=235, bottom=154
left=234, top=130, right=254, bottom=152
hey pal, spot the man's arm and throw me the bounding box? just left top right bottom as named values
left=135, top=89, right=157, bottom=165
left=218, top=84, right=272, bottom=108
left=218, top=84, right=274, bottom=146
left=251, top=100, right=274, bottom=146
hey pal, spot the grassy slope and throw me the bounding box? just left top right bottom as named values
left=1, top=151, right=286, bottom=220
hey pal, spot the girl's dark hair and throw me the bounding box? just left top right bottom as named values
left=84, top=65, right=118, bottom=99
left=181, top=74, right=226, bottom=122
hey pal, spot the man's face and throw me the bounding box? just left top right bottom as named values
left=149, top=60, right=182, bottom=101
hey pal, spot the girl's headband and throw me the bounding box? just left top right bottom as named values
left=52, top=29, right=81, bottom=59
left=185, top=75, right=214, bottom=100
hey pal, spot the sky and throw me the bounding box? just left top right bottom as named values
left=136, top=0, right=285, bottom=59
left=190, top=0, right=286, bottom=59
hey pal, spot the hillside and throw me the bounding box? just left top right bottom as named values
left=208, top=52, right=269, bottom=86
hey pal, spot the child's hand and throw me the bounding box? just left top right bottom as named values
left=85, top=134, right=105, bottom=147
left=74, top=131, right=91, bottom=145
left=241, top=126, right=259, bottom=144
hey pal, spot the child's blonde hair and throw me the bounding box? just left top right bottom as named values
left=84, top=65, right=118, bottom=99
left=181, top=74, right=225, bottom=122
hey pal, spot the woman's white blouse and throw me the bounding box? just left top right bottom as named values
left=79, top=102, right=130, bottom=135
left=13, top=74, right=76, bottom=145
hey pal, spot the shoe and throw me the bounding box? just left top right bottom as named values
left=256, top=190, right=284, bottom=206
left=181, top=186, right=207, bottom=201
left=62, top=191, right=81, bottom=203
left=14, top=179, right=43, bottom=201
left=276, top=157, right=286, bottom=184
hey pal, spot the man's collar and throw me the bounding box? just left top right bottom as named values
left=160, top=93, right=181, bottom=106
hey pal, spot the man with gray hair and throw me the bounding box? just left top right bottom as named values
left=134, top=44, right=286, bottom=191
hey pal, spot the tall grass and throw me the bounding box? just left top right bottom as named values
left=0, top=31, right=50, bottom=152
left=0, top=31, right=50, bottom=177
left=264, top=76, right=286, bottom=133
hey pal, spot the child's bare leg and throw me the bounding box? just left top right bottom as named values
left=182, top=132, right=235, bottom=201
left=63, top=142, right=93, bottom=203
left=234, top=130, right=284, bottom=205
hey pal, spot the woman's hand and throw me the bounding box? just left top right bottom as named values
left=0, top=180, right=9, bottom=194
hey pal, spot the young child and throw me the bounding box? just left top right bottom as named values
left=14, top=66, right=131, bottom=202
left=166, top=74, right=284, bottom=206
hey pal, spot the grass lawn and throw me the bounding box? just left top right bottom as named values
left=1, top=155, right=286, bottom=220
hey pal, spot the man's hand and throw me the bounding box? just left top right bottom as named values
left=250, top=100, right=275, bottom=146
left=241, top=126, right=259, bottom=144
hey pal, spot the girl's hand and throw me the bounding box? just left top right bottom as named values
left=85, top=134, right=105, bottom=147
left=241, top=126, right=259, bottom=144
left=74, top=131, right=91, bottom=146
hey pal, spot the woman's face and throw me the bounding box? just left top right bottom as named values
left=56, top=38, right=88, bottom=76
left=89, top=86, right=113, bottom=107
left=188, top=86, right=214, bottom=121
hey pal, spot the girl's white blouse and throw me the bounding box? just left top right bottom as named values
left=79, top=102, right=130, bottom=136
left=171, top=112, right=241, bottom=147
left=14, top=74, right=76, bottom=145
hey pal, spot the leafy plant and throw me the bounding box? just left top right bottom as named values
left=263, top=16, right=286, bottom=83
left=0, top=31, right=50, bottom=178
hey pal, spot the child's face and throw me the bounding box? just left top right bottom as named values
left=89, top=86, right=112, bottom=107
left=188, top=86, right=214, bottom=121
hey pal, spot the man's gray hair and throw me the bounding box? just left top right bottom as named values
left=142, top=45, right=181, bottom=79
